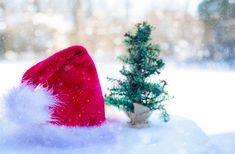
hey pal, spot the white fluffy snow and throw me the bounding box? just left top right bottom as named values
left=0, top=60, right=235, bottom=153
left=0, top=113, right=221, bottom=154
left=211, top=133, right=235, bottom=154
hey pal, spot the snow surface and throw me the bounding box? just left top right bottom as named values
left=0, top=60, right=235, bottom=153
left=211, top=133, right=235, bottom=154
left=0, top=114, right=221, bottom=154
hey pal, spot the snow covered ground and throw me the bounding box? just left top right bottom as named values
left=0, top=115, right=222, bottom=154
left=0, top=60, right=235, bottom=153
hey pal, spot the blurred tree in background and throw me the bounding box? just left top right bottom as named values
left=0, top=0, right=131, bottom=60
left=0, top=0, right=6, bottom=58
left=2, top=0, right=234, bottom=63
left=198, top=0, right=235, bottom=62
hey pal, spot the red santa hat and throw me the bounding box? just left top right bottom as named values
left=5, top=45, right=105, bottom=127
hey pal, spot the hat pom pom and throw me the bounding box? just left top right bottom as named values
left=3, top=84, right=56, bottom=125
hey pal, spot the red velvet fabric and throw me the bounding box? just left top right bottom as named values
left=21, top=45, right=105, bottom=127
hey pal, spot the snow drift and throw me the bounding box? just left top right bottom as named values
left=0, top=117, right=222, bottom=154
left=0, top=84, right=222, bottom=154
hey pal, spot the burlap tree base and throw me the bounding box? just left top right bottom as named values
left=125, top=103, right=152, bottom=128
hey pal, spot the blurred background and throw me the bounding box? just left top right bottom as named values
left=1, top=0, right=235, bottom=135
left=0, top=0, right=234, bottom=63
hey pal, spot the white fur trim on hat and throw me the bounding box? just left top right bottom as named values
left=3, top=84, right=56, bottom=125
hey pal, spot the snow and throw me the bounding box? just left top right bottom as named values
left=0, top=60, right=235, bottom=153
left=0, top=114, right=221, bottom=154
left=163, top=68, right=235, bottom=134
left=211, top=133, right=235, bottom=154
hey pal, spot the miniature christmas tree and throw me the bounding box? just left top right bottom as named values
left=105, top=22, right=170, bottom=127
